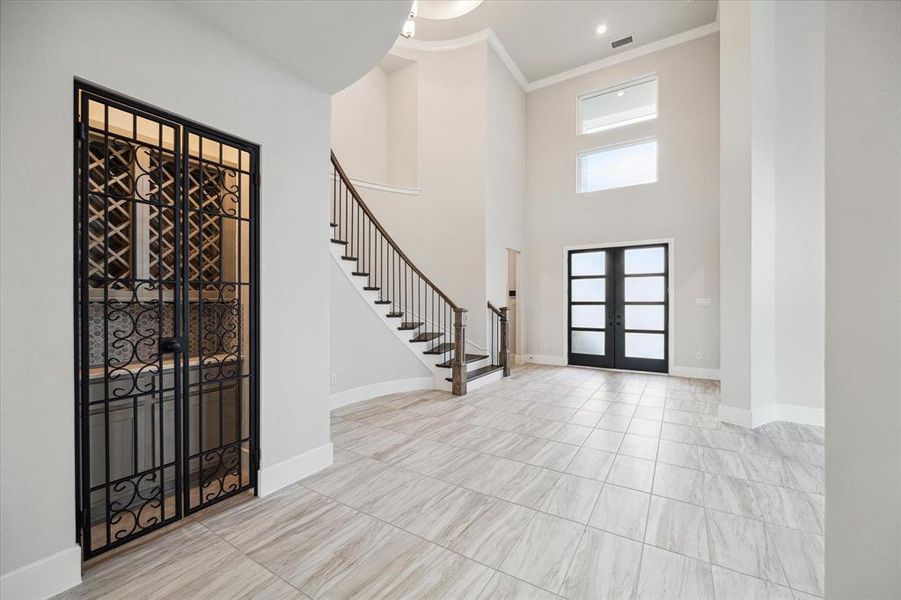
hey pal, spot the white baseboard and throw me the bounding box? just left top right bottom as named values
left=718, top=404, right=753, bottom=428
left=719, top=402, right=825, bottom=429
left=669, top=366, right=721, bottom=380
left=258, top=442, right=333, bottom=497
left=330, top=377, right=434, bottom=410
left=0, top=545, right=81, bottom=599
left=522, top=354, right=566, bottom=366
left=775, top=403, right=825, bottom=427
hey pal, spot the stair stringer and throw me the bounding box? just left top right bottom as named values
left=331, top=241, right=491, bottom=392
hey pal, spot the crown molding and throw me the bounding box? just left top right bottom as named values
left=526, top=21, right=720, bottom=91
left=394, top=28, right=528, bottom=90
left=392, top=20, right=719, bottom=94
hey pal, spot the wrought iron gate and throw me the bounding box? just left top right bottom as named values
left=74, top=82, right=260, bottom=558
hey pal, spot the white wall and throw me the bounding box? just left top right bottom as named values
left=1, top=1, right=334, bottom=594
left=524, top=33, right=721, bottom=372
left=371, top=43, right=491, bottom=347
left=824, top=1, right=901, bottom=597
left=774, top=1, right=825, bottom=412
left=328, top=259, right=431, bottom=395
left=387, top=63, right=419, bottom=188
left=719, top=1, right=753, bottom=411
left=719, top=0, right=825, bottom=426
left=332, top=66, right=389, bottom=182
left=485, top=45, right=526, bottom=334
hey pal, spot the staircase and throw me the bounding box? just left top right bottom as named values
left=329, top=152, right=507, bottom=395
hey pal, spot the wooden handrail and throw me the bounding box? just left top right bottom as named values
left=487, top=300, right=505, bottom=316
left=331, top=151, right=459, bottom=310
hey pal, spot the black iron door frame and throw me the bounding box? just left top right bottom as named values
left=566, top=241, right=670, bottom=374
left=73, top=80, right=261, bottom=559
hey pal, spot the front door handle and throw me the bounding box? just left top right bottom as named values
left=160, top=337, right=184, bottom=353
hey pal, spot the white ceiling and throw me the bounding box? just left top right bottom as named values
left=413, top=0, right=718, bottom=83
left=179, top=0, right=411, bottom=93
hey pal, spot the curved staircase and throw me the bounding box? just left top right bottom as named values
left=329, top=152, right=507, bottom=394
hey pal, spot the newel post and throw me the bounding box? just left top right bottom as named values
left=499, top=306, right=511, bottom=377
left=452, top=308, right=467, bottom=395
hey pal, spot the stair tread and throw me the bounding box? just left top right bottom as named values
left=424, top=343, right=454, bottom=355
left=386, top=312, right=404, bottom=318
left=374, top=300, right=392, bottom=305
left=445, top=364, right=503, bottom=383
left=351, top=271, right=369, bottom=277
left=330, top=222, right=338, bottom=227
left=398, top=322, right=423, bottom=330
left=330, top=238, right=347, bottom=245
left=436, top=354, right=489, bottom=368
left=410, top=332, right=442, bottom=342
left=363, top=286, right=380, bottom=291
left=341, top=256, right=357, bottom=261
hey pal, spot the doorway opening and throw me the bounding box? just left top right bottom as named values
left=507, top=249, right=520, bottom=363
left=73, top=81, right=260, bottom=558
left=567, top=243, right=669, bottom=373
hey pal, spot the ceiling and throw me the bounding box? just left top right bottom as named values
left=412, top=0, right=718, bottom=83
left=179, top=0, right=411, bottom=93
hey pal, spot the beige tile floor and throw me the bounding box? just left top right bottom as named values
left=58, top=364, right=825, bottom=599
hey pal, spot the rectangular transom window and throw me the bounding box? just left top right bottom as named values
left=579, top=76, right=658, bottom=134
left=579, top=138, right=658, bottom=193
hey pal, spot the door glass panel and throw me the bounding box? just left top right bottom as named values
left=571, top=304, right=605, bottom=329
left=624, top=276, right=664, bottom=302
left=571, top=278, right=605, bottom=302
left=625, top=332, right=665, bottom=359
left=625, top=305, right=664, bottom=331
left=571, top=251, right=605, bottom=276
left=624, top=247, right=665, bottom=274
left=572, top=330, right=606, bottom=355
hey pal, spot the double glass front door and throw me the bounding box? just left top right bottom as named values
left=568, top=244, right=668, bottom=373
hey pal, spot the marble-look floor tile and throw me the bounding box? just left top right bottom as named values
left=565, top=447, right=616, bottom=481
left=607, top=455, right=655, bottom=492
left=645, top=495, right=709, bottom=561
left=740, top=453, right=796, bottom=488
left=56, top=522, right=304, bottom=600
left=785, top=460, right=825, bottom=496
left=589, top=483, right=650, bottom=541
left=363, top=473, right=456, bottom=525
left=496, top=464, right=561, bottom=508
left=707, top=509, right=787, bottom=586
left=702, top=472, right=762, bottom=518
left=751, top=482, right=824, bottom=534
left=711, top=566, right=795, bottom=600
left=583, top=428, right=625, bottom=453
left=459, top=454, right=523, bottom=495
left=635, top=544, right=714, bottom=600
left=447, top=500, right=535, bottom=567
left=379, top=543, right=494, bottom=599
left=398, top=486, right=494, bottom=546
left=547, top=423, right=593, bottom=445
left=500, top=512, right=584, bottom=592
left=768, top=524, right=825, bottom=596
left=540, top=474, right=604, bottom=523
left=529, top=440, right=579, bottom=471
left=618, top=433, right=659, bottom=460
left=597, top=413, right=632, bottom=432
left=653, top=462, right=704, bottom=504
left=627, top=417, right=662, bottom=438
left=477, top=571, right=559, bottom=600
left=249, top=508, right=393, bottom=597
left=560, top=527, right=643, bottom=600
left=698, top=447, right=748, bottom=479
left=657, top=439, right=700, bottom=469
left=568, top=409, right=602, bottom=427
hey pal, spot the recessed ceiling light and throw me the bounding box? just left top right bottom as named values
left=596, top=24, right=608, bottom=35
left=616, top=91, right=625, bottom=97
